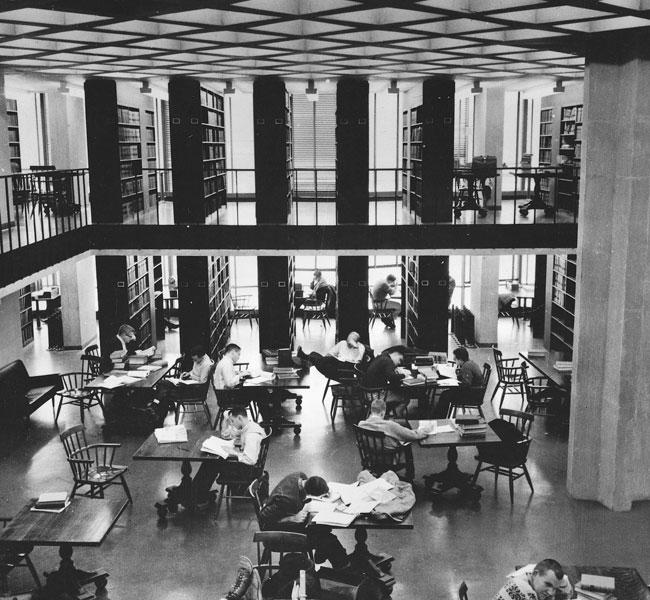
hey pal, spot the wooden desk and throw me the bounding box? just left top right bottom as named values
left=133, top=427, right=222, bottom=520
left=563, top=566, right=650, bottom=600
left=0, top=497, right=127, bottom=600
left=518, top=352, right=571, bottom=390
left=85, top=363, right=171, bottom=391
left=411, top=419, right=500, bottom=501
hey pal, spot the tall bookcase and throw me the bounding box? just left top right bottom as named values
left=144, top=109, right=158, bottom=219
left=408, top=106, right=423, bottom=217
left=19, top=285, right=33, bottom=347
left=402, top=256, right=419, bottom=348
left=152, top=256, right=164, bottom=341
left=126, top=255, right=152, bottom=348
left=207, top=256, right=231, bottom=357
left=550, top=254, right=576, bottom=357
left=558, top=104, right=583, bottom=213
left=7, top=99, right=21, bottom=173
left=537, top=107, right=554, bottom=206
left=401, top=110, right=409, bottom=202
left=285, top=90, right=294, bottom=217
left=201, top=87, right=226, bottom=219
left=287, top=255, right=296, bottom=350
left=117, top=105, right=144, bottom=223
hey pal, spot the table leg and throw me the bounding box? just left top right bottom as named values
left=423, top=446, right=483, bottom=500
left=156, top=459, right=194, bottom=519
left=40, top=543, right=108, bottom=600
left=348, top=526, right=395, bottom=593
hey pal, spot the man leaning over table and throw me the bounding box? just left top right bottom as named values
left=434, top=346, right=484, bottom=418
left=358, top=398, right=428, bottom=481
left=493, top=559, right=572, bottom=600
left=192, top=406, right=265, bottom=506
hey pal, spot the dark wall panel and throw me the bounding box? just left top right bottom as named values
left=337, top=255, right=369, bottom=345
left=177, top=255, right=210, bottom=355
left=257, top=256, right=291, bottom=349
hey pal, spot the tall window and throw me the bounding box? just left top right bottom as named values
left=294, top=256, right=336, bottom=289
left=230, top=256, right=259, bottom=308
left=369, top=256, right=401, bottom=298
left=292, top=93, right=336, bottom=198
left=454, top=95, right=474, bottom=165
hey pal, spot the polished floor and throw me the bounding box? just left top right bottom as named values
left=1, top=319, right=648, bottom=600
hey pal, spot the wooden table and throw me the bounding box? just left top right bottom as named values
left=518, top=352, right=571, bottom=390
left=563, top=566, right=650, bottom=600
left=516, top=169, right=559, bottom=216
left=85, top=364, right=171, bottom=391
left=244, top=362, right=310, bottom=434
left=411, top=419, right=501, bottom=501
left=133, top=426, right=222, bottom=519
left=0, top=497, right=127, bottom=600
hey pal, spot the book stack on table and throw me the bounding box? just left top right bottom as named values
left=575, top=575, right=616, bottom=600
left=273, top=367, right=298, bottom=379
left=453, top=416, right=487, bottom=438
left=31, top=492, right=70, bottom=513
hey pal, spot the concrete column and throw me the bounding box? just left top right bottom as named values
left=567, top=40, right=650, bottom=510
left=59, top=256, right=97, bottom=349
left=473, top=86, right=505, bottom=208
left=469, top=255, right=499, bottom=346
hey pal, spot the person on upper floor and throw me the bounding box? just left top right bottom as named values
left=493, top=559, right=573, bottom=600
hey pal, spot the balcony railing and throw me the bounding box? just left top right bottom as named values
left=0, top=168, right=90, bottom=254
left=0, top=165, right=579, bottom=255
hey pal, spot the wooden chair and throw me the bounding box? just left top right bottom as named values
left=329, top=376, right=361, bottom=424
left=81, top=354, right=102, bottom=380
left=458, top=581, right=469, bottom=600
left=522, top=362, right=568, bottom=419
left=301, top=289, right=330, bottom=329
left=368, top=292, right=394, bottom=328
left=359, top=385, right=392, bottom=420
left=231, top=295, right=257, bottom=329
left=353, top=424, right=414, bottom=481
left=248, top=472, right=270, bottom=529
left=54, top=372, right=104, bottom=425
left=0, top=516, right=41, bottom=596
left=213, top=386, right=258, bottom=430
left=59, top=425, right=132, bottom=502
left=491, top=348, right=527, bottom=412
left=83, top=344, right=100, bottom=357
left=174, top=362, right=216, bottom=425
left=214, top=428, right=272, bottom=516
left=471, top=409, right=534, bottom=504
left=447, top=363, right=492, bottom=419
left=252, top=531, right=312, bottom=582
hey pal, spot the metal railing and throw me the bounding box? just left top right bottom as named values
left=0, top=165, right=579, bottom=255
left=0, top=168, right=90, bottom=254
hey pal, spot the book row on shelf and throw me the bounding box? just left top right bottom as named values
left=410, top=178, right=422, bottom=196
left=562, top=106, right=583, bottom=121
left=122, top=197, right=145, bottom=218
left=410, top=106, right=423, bottom=125
left=145, top=110, right=155, bottom=127
left=144, top=129, right=155, bottom=142
left=120, top=144, right=141, bottom=160
left=120, top=161, right=142, bottom=179
left=203, top=145, right=226, bottom=160
left=118, top=126, right=141, bottom=142
left=201, top=90, right=224, bottom=111
left=540, top=122, right=552, bottom=135
left=9, top=145, right=20, bottom=158
left=203, top=178, right=225, bottom=198
left=146, top=144, right=156, bottom=158
left=121, top=178, right=143, bottom=197
left=203, top=161, right=226, bottom=178
left=129, top=290, right=151, bottom=315
left=128, top=277, right=150, bottom=303
left=8, top=129, right=19, bottom=143
left=410, top=145, right=423, bottom=160
left=410, top=127, right=423, bottom=142
left=203, top=128, right=226, bottom=143
left=202, top=109, right=225, bottom=127
left=7, top=112, right=19, bottom=127
left=118, top=106, right=140, bottom=125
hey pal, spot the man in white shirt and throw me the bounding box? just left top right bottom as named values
left=297, top=331, right=366, bottom=381
left=192, top=406, right=266, bottom=504
left=153, top=345, right=214, bottom=424
left=214, top=343, right=251, bottom=390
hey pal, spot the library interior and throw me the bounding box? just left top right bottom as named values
left=0, top=2, right=649, bottom=600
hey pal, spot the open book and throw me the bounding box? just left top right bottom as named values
left=166, top=377, right=201, bottom=386
left=200, top=436, right=234, bottom=458
left=154, top=424, right=188, bottom=444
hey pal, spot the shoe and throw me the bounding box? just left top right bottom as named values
left=222, top=556, right=253, bottom=600
left=296, top=346, right=308, bottom=361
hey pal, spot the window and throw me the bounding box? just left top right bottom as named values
left=230, top=256, right=259, bottom=308
left=294, top=255, right=336, bottom=289
left=369, top=256, right=401, bottom=298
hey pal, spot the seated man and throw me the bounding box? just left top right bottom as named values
left=493, top=559, right=572, bottom=600
left=358, top=398, right=429, bottom=480
left=434, top=346, right=484, bottom=418
left=363, top=348, right=409, bottom=417
left=153, top=344, right=213, bottom=424
left=100, top=323, right=156, bottom=373
left=309, top=269, right=328, bottom=297
left=259, top=472, right=349, bottom=570
left=371, top=274, right=400, bottom=329
left=297, top=331, right=365, bottom=381
left=192, top=406, right=265, bottom=504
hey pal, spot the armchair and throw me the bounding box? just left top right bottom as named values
left=353, top=424, right=415, bottom=481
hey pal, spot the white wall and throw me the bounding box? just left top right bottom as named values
left=369, top=91, right=399, bottom=193
left=59, top=255, right=96, bottom=349
left=15, top=92, right=42, bottom=168
left=46, top=92, right=88, bottom=169
left=0, top=291, right=24, bottom=367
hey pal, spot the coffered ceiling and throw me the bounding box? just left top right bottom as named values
left=0, top=1, right=648, bottom=82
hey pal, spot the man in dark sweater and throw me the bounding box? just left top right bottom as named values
left=434, top=347, right=485, bottom=418
left=259, top=472, right=349, bottom=570
left=363, top=348, right=408, bottom=416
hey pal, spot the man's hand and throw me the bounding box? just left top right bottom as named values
left=180, top=372, right=190, bottom=380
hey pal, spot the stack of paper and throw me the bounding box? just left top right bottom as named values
left=101, top=375, right=139, bottom=388
left=554, top=361, right=573, bottom=372
left=436, top=378, right=459, bottom=387
left=126, top=370, right=148, bottom=379
left=311, top=511, right=357, bottom=527
left=154, top=424, right=188, bottom=444
left=244, top=372, right=275, bottom=384
left=201, top=436, right=234, bottom=458
left=31, top=492, right=71, bottom=514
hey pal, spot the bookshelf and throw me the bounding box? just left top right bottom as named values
left=117, top=105, right=144, bottom=223
left=152, top=255, right=164, bottom=341
left=285, top=90, right=294, bottom=217
left=402, top=256, right=420, bottom=348
left=288, top=255, right=296, bottom=350
left=401, top=110, right=409, bottom=202
left=144, top=109, right=158, bottom=217
left=200, top=87, right=227, bottom=219
left=538, top=107, right=554, bottom=207
left=19, top=285, right=34, bottom=347
left=126, top=255, right=152, bottom=348
left=207, top=256, right=231, bottom=357
left=558, top=104, right=583, bottom=213
left=408, top=106, right=423, bottom=217
left=550, top=254, right=576, bottom=357
left=7, top=99, right=21, bottom=173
